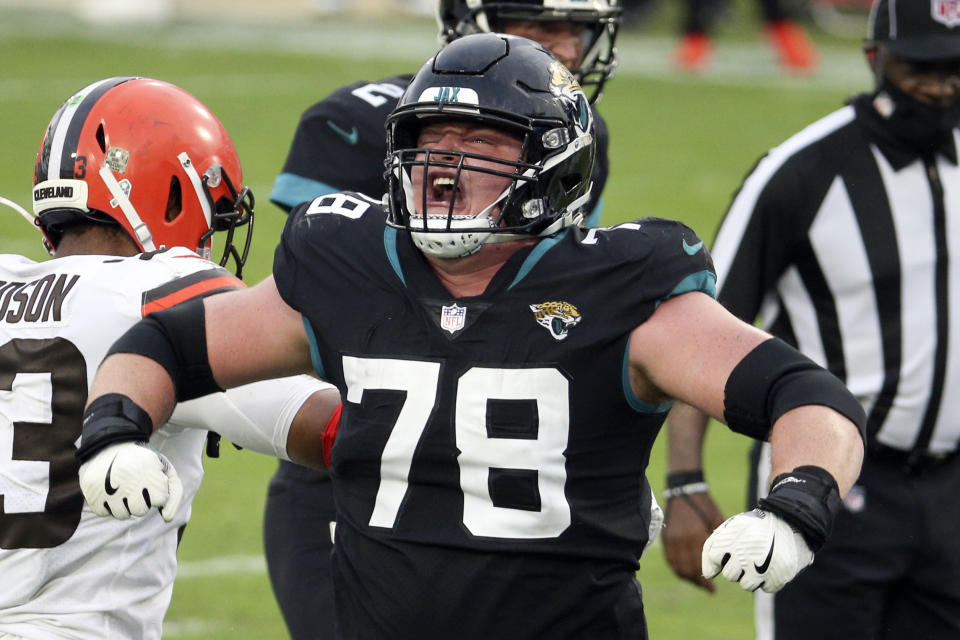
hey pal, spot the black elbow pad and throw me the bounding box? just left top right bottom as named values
left=723, top=338, right=866, bottom=441
left=107, top=298, right=223, bottom=402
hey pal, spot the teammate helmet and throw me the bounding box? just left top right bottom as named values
left=385, top=33, right=595, bottom=259
left=33, top=77, right=254, bottom=276
left=436, top=0, right=621, bottom=103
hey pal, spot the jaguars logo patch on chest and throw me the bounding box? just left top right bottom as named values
left=530, top=301, right=582, bottom=341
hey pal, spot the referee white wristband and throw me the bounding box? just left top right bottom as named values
left=664, top=470, right=710, bottom=501
left=662, top=481, right=710, bottom=500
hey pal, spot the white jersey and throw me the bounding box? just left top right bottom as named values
left=0, top=249, right=329, bottom=640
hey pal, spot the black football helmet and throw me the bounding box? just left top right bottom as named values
left=385, top=33, right=595, bottom=259
left=436, top=0, right=621, bottom=103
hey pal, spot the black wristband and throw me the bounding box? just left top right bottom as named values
left=666, top=470, right=705, bottom=488
left=76, top=393, right=154, bottom=463
left=757, top=465, right=842, bottom=552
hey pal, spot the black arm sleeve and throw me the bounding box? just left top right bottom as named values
left=77, top=300, right=224, bottom=463
left=106, top=298, right=223, bottom=402
left=723, top=338, right=867, bottom=441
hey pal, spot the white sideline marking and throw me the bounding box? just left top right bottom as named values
left=163, top=618, right=221, bottom=637
left=0, top=13, right=871, bottom=95
left=163, top=557, right=268, bottom=637
left=176, top=554, right=266, bottom=578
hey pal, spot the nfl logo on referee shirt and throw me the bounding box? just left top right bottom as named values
left=934, top=0, right=960, bottom=26
left=440, top=303, right=466, bottom=334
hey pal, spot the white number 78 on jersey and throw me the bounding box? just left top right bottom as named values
left=342, top=356, right=571, bottom=540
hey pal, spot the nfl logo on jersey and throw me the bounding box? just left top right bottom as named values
left=440, top=303, right=466, bottom=334
left=934, top=0, right=960, bottom=26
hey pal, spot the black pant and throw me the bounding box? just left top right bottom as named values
left=752, top=443, right=960, bottom=639
left=263, top=461, right=338, bottom=640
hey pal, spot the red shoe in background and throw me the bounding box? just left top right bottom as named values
left=766, top=20, right=818, bottom=73
left=674, top=32, right=712, bottom=72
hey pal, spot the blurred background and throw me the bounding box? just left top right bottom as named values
left=0, top=0, right=872, bottom=637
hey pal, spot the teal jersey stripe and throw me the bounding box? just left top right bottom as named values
left=620, top=270, right=716, bottom=413
left=270, top=173, right=339, bottom=210
left=660, top=270, right=717, bottom=305
left=302, top=315, right=326, bottom=380
left=508, top=229, right=571, bottom=290
left=621, top=342, right=674, bottom=414
left=383, top=226, right=406, bottom=286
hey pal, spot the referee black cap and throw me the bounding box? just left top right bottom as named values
left=869, top=0, right=960, bottom=60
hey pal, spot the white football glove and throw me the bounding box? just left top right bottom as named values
left=78, top=442, right=183, bottom=523
left=701, top=508, right=813, bottom=593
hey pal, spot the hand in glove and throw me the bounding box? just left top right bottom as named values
left=79, top=442, right=183, bottom=523
left=701, top=508, right=813, bottom=593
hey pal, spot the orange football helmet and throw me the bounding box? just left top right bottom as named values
left=33, top=77, right=254, bottom=276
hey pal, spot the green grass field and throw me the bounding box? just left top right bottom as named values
left=0, top=5, right=869, bottom=638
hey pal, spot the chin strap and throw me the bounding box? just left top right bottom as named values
left=98, top=165, right=156, bottom=252
left=178, top=152, right=214, bottom=230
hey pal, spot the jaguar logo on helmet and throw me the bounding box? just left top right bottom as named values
left=933, top=0, right=960, bottom=27
left=548, top=60, right=591, bottom=132
left=548, top=60, right=582, bottom=97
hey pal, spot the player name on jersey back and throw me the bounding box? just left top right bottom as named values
left=0, top=273, right=79, bottom=324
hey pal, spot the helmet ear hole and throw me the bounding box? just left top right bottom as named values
left=166, top=176, right=182, bottom=223
left=95, top=124, right=107, bottom=153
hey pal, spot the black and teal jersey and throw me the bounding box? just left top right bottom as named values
left=272, top=193, right=714, bottom=639
left=270, top=75, right=610, bottom=225
left=270, top=75, right=414, bottom=211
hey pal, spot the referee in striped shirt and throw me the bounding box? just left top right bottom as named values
left=662, top=1, right=960, bottom=638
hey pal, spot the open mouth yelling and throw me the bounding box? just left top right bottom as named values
left=425, top=173, right=465, bottom=215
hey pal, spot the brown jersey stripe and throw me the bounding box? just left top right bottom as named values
left=140, top=271, right=244, bottom=316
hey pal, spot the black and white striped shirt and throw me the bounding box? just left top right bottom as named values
left=712, top=94, right=960, bottom=456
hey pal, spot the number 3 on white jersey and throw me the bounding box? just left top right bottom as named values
left=342, top=356, right=571, bottom=540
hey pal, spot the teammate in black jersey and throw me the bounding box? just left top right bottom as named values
left=80, top=34, right=865, bottom=639
left=270, top=1, right=617, bottom=222
left=266, top=3, right=620, bottom=637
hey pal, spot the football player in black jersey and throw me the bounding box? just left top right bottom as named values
left=266, top=2, right=621, bottom=637
left=81, top=34, right=865, bottom=640
left=270, top=1, right=618, bottom=222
